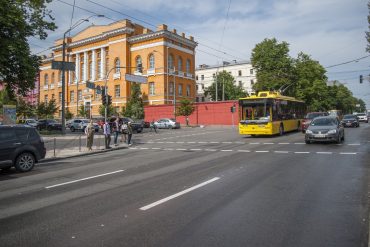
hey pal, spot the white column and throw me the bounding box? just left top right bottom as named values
left=75, top=53, right=80, bottom=83
left=101, top=47, right=105, bottom=79
left=83, top=51, right=88, bottom=82
left=92, top=50, right=96, bottom=81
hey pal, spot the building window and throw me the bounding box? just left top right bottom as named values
left=149, top=54, right=155, bottom=69
left=59, top=72, right=63, bottom=82
left=178, top=84, right=183, bottom=96
left=202, top=84, right=205, bottom=90
left=115, top=58, right=120, bottom=73
left=97, top=51, right=101, bottom=78
left=202, top=97, right=205, bottom=102
left=114, top=85, right=120, bottom=97
left=95, top=90, right=99, bottom=100
left=149, top=82, right=155, bottom=95
left=89, top=53, right=93, bottom=80
left=135, top=56, right=142, bottom=72
left=44, top=74, right=49, bottom=85
left=59, top=92, right=62, bottom=102
left=105, top=56, right=109, bottom=76
left=178, top=57, right=183, bottom=72
left=169, top=82, right=174, bottom=95
left=251, top=79, right=254, bottom=85
left=44, top=95, right=48, bottom=104
left=250, top=69, right=254, bottom=75
left=238, top=70, right=242, bottom=76
left=213, top=73, right=215, bottom=78
left=70, top=91, right=75, bottom=102
left=186, top=59, right=191, bottom=74
left=168, top=54, right=174, bottom=70
left=80, top=54, right=85, bottom=81
left=51, top=73, right=55, bottom=84
left=78, top=90, right=82, bottom=101
left=196, top=75, right=198, bottom=80
left=201, top=75, right=204, bottom=80
left=196, top=85, right=199, bottom=91
left=51, top=94, right=55, bottom=100
left=186, top=85, right=190, bottom=96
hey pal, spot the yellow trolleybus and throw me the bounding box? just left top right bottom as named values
left=239, top=91, right=306, bottom=136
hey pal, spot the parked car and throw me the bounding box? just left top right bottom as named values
left=69, top=119, right=99, bottom=132
left=18, top=119, right=38, bottom=127
left=0, top=125, right=46, bottom=172
left=355, top=113, right=368, bottom=123
left=341, top=114, right=360, bottom=127
left=301, top=112, right=329, bottom=133
left=153, top=118, right=181, bottom=129
left=305, top=116, right=344, bottom=144
left=36, top=119, right=62, bottom=131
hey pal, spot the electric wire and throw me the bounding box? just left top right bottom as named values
left=325, top=55, right=370, bottom=68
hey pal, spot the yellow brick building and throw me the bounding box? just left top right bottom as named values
left=39, top=19, right=197, bottom=118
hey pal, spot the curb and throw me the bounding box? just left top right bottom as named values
left=40, top=145, right=128, bottom=163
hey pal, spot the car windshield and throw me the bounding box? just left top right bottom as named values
left=305, top=113, right=326, bottom=119
left=343, top=115, right=356, bottom=119
left=82, top=120, right=89, bottom=123
left=356, top=114, right=365, bottom=116
left=27, top=120, right=36, bottom=123
left=311, top=118, right=336, bottom=126
left=48, top=120, right=57, bottom=123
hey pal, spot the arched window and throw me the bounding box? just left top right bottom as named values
left=149, top=54, right=155, bottom=69
left=168, top=54, right=174, bottom=70
left=44, top=74, right=49, bottom=85
left=135, top=56, right=142, bottom=72
left=51, top=73, right=55, bottom=84
left=186, top=59, right=191, bottom=74
left=59, top=72, right=62, bottom=82
left=115, top=58, right=120, bottom=73
left=178, top=57, right=183, bottom=72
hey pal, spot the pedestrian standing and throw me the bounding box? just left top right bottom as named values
left=103, top=121, right=111, bottom=149
left=127, top=121, right=133, bottom=146
left=150, top=119, right=157, bottom=133
left=113, top=118, right=120, bottom=146
left=120, top=121, right=128, bottom=143
left=85, top=120, right=95, bottom=151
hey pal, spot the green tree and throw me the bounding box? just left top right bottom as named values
left=125, top=83, right=144, bottom=119
left=354, top=98, right=367, bottom=113
left=177, top=99, right=195, bottom=126
left=204, top=71, right=247, bottom=101
left=65, top=108, right=74, bottom=120
left=98, top=105, right=114, bottom=118
left=78, top=105, right=88, bottom=118
left=16, top=97, right=35, bottom=119
left=0, top=0, right=56, bottom=97
left=37, top=99, right=57, bottom=119
left=251, top=38, right=294, bottom=92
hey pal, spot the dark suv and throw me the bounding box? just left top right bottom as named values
left=0, top=125, right=46, bottom=172
left=36, top=119, right=62, bottom=131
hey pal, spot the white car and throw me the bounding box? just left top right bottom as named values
left=356, top=113, right=368, bottom=123
left=153, top=118, right=180, bottom=129
left=69, top=119, right=99, bottom=132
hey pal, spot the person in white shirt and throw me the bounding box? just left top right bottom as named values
left=103, top=121, right=111, bottom=149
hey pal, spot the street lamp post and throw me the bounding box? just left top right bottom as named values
left=61, top=15, right=104, bottom=134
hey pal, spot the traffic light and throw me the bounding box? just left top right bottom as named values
left=102, top=95, right=107, bottom=105
left=360, top=75, right=363, bottom=84
left=107, top=95, right=112, bottom=106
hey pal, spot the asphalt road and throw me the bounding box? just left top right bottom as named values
left=1, top=124, right=370, bottom=247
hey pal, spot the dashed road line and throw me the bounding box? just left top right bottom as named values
left=274, top=151, right=289, bottom=153
left=278, top=143, right=290, bottom=145
left=316, top=152, right=332, bottom=154
left=221, top=150, right=233, bottom=152
left=190, top=148, right=202, bottom=151
left=294, top=151, right=310, bottom=154
left=176, top=148, right=187, bottom=151
left=347, top=144, right=361, bottom=146
left=340, top=152, right=357, bottom=155
left=263, top=143, right=274, bottom=145
left=205, top=149, right=217, bottom=152
left=237, top=150, right=251, bottom=152
left=255, top=151, right=269, bottom=153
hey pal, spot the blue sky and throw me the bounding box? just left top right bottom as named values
left=30, top=0, right=370, bottom=109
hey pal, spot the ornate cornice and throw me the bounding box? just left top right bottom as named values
left=128, top=30, right=197, bottom=48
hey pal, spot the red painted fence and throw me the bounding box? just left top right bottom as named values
left=145, top=101, right=239, bottom=126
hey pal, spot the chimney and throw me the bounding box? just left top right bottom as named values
left=189, top=36, right=194, bottom=41
left=173, top=29, right=177, bottom=34
left=181, top=32, right=185, bottom=38
left=157, top=24, right=168, bottom=31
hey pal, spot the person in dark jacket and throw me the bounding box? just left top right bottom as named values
left=127, top=121, right=133, bottom=146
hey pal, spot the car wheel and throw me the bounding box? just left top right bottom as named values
left=279, top=124, right=284, bottom=136
left=15, top=152, right=35, bottom=172
left=70, top=126, right=75, bottom=132
left=305, top=139, right=311, bottom=144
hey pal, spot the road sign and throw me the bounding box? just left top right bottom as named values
left=125, top=74, right=147, bottom=84
left=96, top=85, right=102, bottom=94
left=51, top=61, right=75, bottom=71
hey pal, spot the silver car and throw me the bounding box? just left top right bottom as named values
left=154, top=118, right=180, bottom=129
left=305, top=116, right=344, bottom=144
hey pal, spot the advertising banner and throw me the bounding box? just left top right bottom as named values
left=3, top=105, right=16, bottom=124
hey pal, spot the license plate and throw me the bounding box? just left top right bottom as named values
left=314, top=134, right=326, bottom=138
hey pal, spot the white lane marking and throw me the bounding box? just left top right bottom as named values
left=129, top=147, right=138, bottom=149
left=176, top=148, right=187, bottom=151
left=221, top=150, right=233, bottom=152
left=205, top=149, right=217, bottom=152
left=316, top=152, right=332, bottom=154
left=347, top=144, right=360, bottom=146
left=190, top=148, right=202, bottom=151
left=250, top=143, right=260, bottom=145
left=255, top=151, right=269, bottom=153
left=45, top=170, right=124, bottom=189
left=294, top=143, right=305, bottom=145
left=278, top=143, right=290, bottom=145
left=237, top=150, right=251, bottom=152
left=234, top=141, right=245, bottom=144
left=274, top=151, right=289, bottom=153
left=294, top=152, right=310, bottom=154
left=263, top=143, right=274, bottom=145
left=340, top=152, right=357, bottom=155
left=140, top=177, right=220, bottom=211
left=151, top=147, right=161, bottom=150
left=139, top=147, right=149, bottom=150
